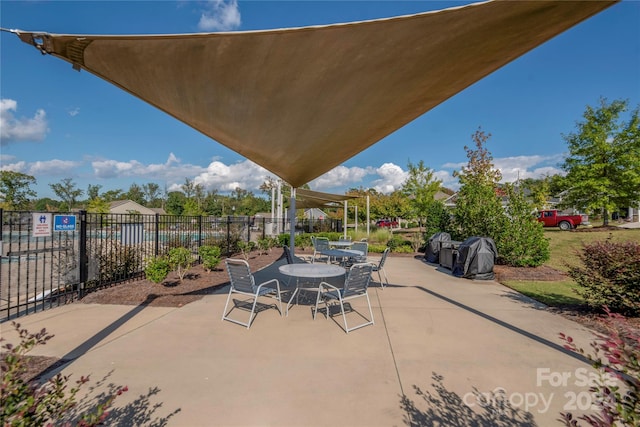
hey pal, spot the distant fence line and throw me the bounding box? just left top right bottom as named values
left=0, top=209, right=341, bottom=321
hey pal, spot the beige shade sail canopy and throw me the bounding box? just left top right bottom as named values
left=9, top=0, right=616, bottom=188
left=295, top=188, right=359, bottom=209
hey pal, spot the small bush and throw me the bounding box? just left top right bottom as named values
left=387, top=235, right=408, bottom=251
left=145, top=255, right=170, bottom=283
left=198, top=245, right=221, bottom=271
left=294, top=234, right=312, bottom=250
left=495, top=184, right=549, bottom=267
left=569, top=240, right=640, bottom=315
left=559, top=309, right=639, bottom=426
left=237, top=241, right=255, bottom=260
left=168, top=247, right=193, bottom=282
left=98, top=245, right=141, bottom=283
left=1, top=322, right=126, bottom=426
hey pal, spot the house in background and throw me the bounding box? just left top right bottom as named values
left=109, top=200, right=164, bottom=215
left=303, top=208, right=329, bottom=220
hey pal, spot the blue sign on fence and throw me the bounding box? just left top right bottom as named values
left=54, top=215, right=76, bottom=232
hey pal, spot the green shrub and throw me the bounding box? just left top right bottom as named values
left=145, top=255, right=170, bottom=283
left=569, top=240, right=640, bottom=315
left=386, top=234, right=407, bottom=251
left=1, top=322, right=126, bottom=426
left=198, top=245, right=221, bottom=271
left=368, top=244, right=387, bottom=254
left=97, top=244, right=141, bottom=283
left=495, top=184, right=549, bottom=267
left=168, top=247, right=193, bottom=282
left=237, top=241, right=255, bottom=260
left=294, top=234, right=312, bottom=250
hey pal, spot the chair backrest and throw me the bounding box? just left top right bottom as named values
left=343, top=263, right=373, bottom=297
left=225, top=259, right=256, bottom=293
left=283, top=245, right=295, bottom=264
left=351, top=241, right=368, bottom=256
left=378, top=247, right=390, bottom=268
left=314, top=237, right=330, bottom=251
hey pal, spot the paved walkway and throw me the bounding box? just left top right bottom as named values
left=1, top=254, right=602, bottom=426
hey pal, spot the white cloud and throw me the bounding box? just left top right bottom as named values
left=198, top=0, right=241, bottom=31
left=494, top=155, right=564, bottom=183
left=92, top=153, right=205, bottom=180
left=310, top=165, right=371, bottom=190
left=193, top=159, right=274, bottom=192
left=370, top=163, right=407, bottom=194
left=0, top=160, right=28, bottom=173
left=28, top=159, right=82, bottom=176
left=68, top=107, right=80, bottom=117
left=0, top=99, right=49, bottom=145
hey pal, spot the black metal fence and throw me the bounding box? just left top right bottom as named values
left=0, top=209, right=341, bottom=321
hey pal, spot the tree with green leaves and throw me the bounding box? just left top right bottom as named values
left=87, top=184, right=102, bottom=201
left=497, top=184, right=549, bottom=267
left=401, top=160, right=442, bottom=230
left=562, top=98, right=640, bottom=225
left=452, top=129, right=505, bottom=240
left=165, top=191, right=186, bottom=215
left=49, top=178, right=83, bottom=211
left=142, top=183, right=162, bottom=208
left=0, top=171, right=37, bottom=210
left=126, top=183, right=145, bottom=205
left=87, top=197, right=110, bottom=213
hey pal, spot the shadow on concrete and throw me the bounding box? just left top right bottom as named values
left=413, top=285, right=592, bottom=365
left=62, top=370, right=181, bottom=426
left=401, top=372, right=537, bottom=427
left=30, top=294, right=162, bottom=382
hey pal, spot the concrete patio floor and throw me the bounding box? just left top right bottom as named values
left=1, top=254, right=603, bottom=426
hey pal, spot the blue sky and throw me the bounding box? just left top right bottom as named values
left=1, top=0, right=639, bottom=200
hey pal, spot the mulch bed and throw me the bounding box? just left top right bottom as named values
left=79, top=250, right=284, bottom=307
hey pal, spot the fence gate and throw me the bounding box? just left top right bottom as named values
left=1, top=210, right=80, bottom=321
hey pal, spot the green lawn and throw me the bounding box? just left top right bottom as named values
left=544, top=227, right=640, bottom=272
left=503, top=280, right=584, bottom=306
left=502, top=227, right=639, bottom=308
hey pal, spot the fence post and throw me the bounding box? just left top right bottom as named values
left=0, top=208, right=3, bottom=258
left=246, top=217, right=251, bottom=242
left=78, top=210, right=88, bottom=299
left=262, top=217, right=265, bottom=240
left=155, top=213, right=160, bottom=256
left=198, top=215, right=203, bottom=249
left=226, top=215, right=231, bottom=256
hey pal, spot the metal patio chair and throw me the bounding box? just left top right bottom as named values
left=348, top=241, right=369, bottom=265
left=315, top=263, right=375, bottom=333
left=312, top=237, right=331, bottom=263
left=371, top=247, right=390, bottom=289
left=222, top=258, right=283, bottom=329
left=283, top=245, right=312, bottom=264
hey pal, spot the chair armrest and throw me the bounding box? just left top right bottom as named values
left=257, top=278, right=280, bottom=293
left=318, top=281, right=340, bottom=292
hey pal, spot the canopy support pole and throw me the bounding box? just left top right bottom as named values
left=289, top=187, right=296, bottom=255
left=367, top=195, right=370, bottom=236
left=343, top=201, right=348, bottom=239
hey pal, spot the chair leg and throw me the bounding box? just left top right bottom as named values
left=221, top=288, right=233, bottom=320
left=377, top=270, right=384, bottom=289
left=382, top=267, right=389, bottom=287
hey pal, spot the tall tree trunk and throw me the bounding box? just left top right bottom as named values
left=603, top=208, right=609, bottom=226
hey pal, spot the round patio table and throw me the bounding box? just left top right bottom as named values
left=279, top=264, right=345, bottom=316
left=328, top=241, right=353, bottom=248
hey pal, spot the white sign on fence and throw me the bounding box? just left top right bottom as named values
left=32, top=213, right=52, bottom=238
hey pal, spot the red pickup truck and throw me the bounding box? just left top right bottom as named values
left=536, top=210, right=588, bottom=230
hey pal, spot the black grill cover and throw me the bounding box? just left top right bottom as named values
left=424, top=232, right=451, bottom=263
left=452, top=237, right=497, bottom=280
